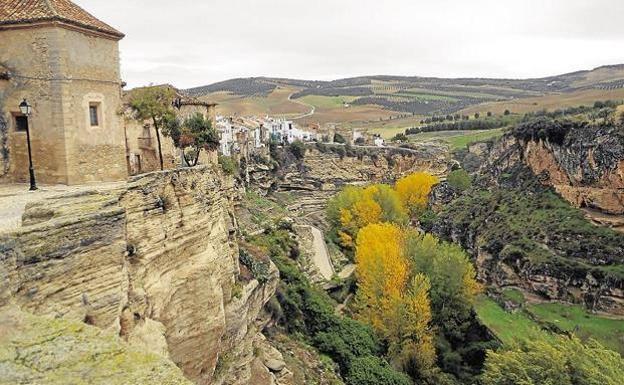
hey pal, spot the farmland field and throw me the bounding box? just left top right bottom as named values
left=187, top=65, right=624, bottom=130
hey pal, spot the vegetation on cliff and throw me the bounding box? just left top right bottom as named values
left=246, top=223, right=412, bottom=385
left=0, top=307, right=192, bottom=385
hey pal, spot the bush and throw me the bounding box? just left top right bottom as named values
left=447, top=169, right=472, bottom=192
left=346, top=356, right=412, bottom=385
left=334, top=133, right=347, bottom=144
left=288, top=140, right=306, bottom=160
left=218, top=155, right=238, bottom=175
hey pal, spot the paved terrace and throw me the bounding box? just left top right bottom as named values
left=0, top=182, right=124, bottom=233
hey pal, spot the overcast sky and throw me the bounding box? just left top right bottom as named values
left=75, top=0, right=624, bottom=89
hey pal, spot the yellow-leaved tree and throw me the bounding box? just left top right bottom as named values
left=355, top=223, right=436, bottom=376
left=395, top=172, right=439, bottom=217
left=328, top=184, right=406, bottom=249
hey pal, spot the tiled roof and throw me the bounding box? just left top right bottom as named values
left=0, top=0, right=124, bottom=39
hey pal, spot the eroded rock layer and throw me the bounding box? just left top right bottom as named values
left=0, top=166, right=278, bottom=385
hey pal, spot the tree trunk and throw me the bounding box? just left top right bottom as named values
left=153, top=118, right=164, bottom=171
left=192, top=148, right=201, bottom=166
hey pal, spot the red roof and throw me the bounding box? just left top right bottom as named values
left=0, top=0, right=124, bottom=39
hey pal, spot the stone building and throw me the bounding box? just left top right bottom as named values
left=123, top=85, right=218, bottom=176
left=0, top=0, right=128, bottom=184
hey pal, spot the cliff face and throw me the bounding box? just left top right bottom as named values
left=440, top=125, right=624, bottom=314
left=472, top=123, right=624, bottom=230
left=0, top=306, right=193, bottom=385
left=0, top=166, right=278, bottom=385
left=249, top=144, right=450, bottom=225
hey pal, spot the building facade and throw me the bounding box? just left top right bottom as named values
left=0, top=0, right=128, bottom=184
left=123, top=85, right=217, bottom=176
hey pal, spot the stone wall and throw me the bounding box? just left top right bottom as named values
left=0, top=166, right=278, bottom=384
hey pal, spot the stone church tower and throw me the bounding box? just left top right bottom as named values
left=0, top=0, right=127, bottom=184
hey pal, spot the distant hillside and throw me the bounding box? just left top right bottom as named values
left=186, top=65, right=624, bottom=130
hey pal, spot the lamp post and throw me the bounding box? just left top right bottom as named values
left=19, top=99, right=37, bottom=191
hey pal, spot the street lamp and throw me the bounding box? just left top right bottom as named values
left=19, top=99, right=37, bottom=191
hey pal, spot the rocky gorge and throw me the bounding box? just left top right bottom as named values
left=437, top=120, right=624, bottom=314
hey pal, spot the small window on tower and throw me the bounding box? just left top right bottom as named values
left=89, top=103, right=100, bottom=126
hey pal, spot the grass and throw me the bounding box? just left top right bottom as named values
left=501, top=288, right=526, bottom=306
left=444, top=128, right=506, bottom=149
left=300, top=95, right=358, bottom=109
left=475, top=292, right=624, bottom=355
left=474, top=296, right=549, bottom=346
left=526, top=302, right=624, bottom=355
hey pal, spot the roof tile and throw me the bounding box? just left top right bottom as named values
left=0, top=0, right=124, bottom=39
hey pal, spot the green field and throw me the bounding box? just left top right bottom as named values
left=475, top=296, right=549, bottom=345
left=475, top=290, right=624, bottom=355
left=526, top=302, right=624, bottom=355
left=407, top=128, right=506, bottom=149
left=299, top=95, right=357, bottom=109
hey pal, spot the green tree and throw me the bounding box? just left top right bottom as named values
left=392, top=133, right=408, bottom=142
left=164, top=113, right=219, bottom=166
left=447, top=169, right=472, bottom=192
left=482, top=336, right=624, bottom=385
left=288, top=140, right=306, bottom=160
left=128, top=86, right=177, bottom=170
left=504, top=109, right=511, bottom=116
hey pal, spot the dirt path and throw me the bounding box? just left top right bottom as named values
left=288, top=93, right=316, bottom=120
left=308, top=225, right=335, bottom=280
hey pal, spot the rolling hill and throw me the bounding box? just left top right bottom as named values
left=186, top=65, right=624, bottom=134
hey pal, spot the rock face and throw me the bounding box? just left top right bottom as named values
left=0, top=166, right=278, bottom=385
left=469, top=124, right=624, bottom=230
left=441, top=124, right=624, bottom=314
left=0, top=306, right=193, bottom=385
left=249, top=144, right=450, bottom=226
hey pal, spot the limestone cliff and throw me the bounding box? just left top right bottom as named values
left=0, top=306, right=193, bottom=385
left=249, top=144, right=450, bottom=226
left=440, top=122, right=624, bottom=314
left=0, top=166, right=278, bottom=384
left=466, top=122, right=624, bottom=230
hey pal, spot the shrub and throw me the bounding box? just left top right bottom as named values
left=218, top=155, right=238, bottom=175
left=346, top=356, right=412, bottom=385
left=288, top=140, right=306, bottom=160
left=334, top=133, right=347, bottom=144
left=447, top=169, right=472, bottom=192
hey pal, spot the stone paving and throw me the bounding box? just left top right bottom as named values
left=0, top=182, right=124, bottom=232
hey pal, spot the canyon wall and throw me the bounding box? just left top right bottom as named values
left=443, top=126, right=624, bottom=314
left=249, top=144, right=450, bottom=226
left=0, top=166, right=278, bottom=385
left=468, top=123, right=624, bottom=230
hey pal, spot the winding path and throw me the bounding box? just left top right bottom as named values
left=288, top=93, right=316, bottom=120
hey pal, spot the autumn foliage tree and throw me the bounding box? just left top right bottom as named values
left=355, top=223, right=436, bottom=378
left=327, top=185, right=406, bottom=249
left=395, top=172, right=439, bottom=217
